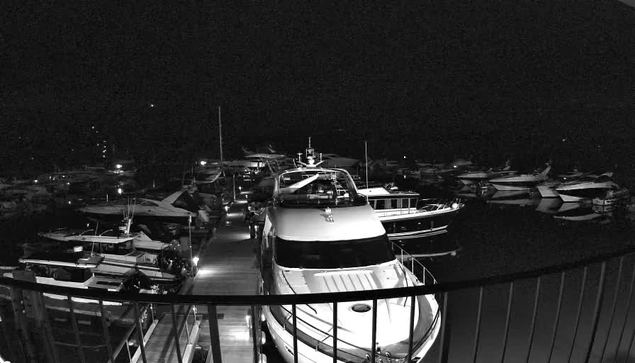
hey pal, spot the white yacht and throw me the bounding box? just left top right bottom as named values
left=456, top=160, right=515, bottom=185
left=38, top=219, right=191, bottom=289
left=259, top=144, right=441, bottom=363
left=489, top=165, right=551, bottom=191
left=556, top=173, right=619, bottom=202
left=1, top=250, right=155, bottom=305
left=357, top=183, right=463, bottom=241
left=78, top=189, right=203, bottom=224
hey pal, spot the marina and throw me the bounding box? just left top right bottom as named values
left=4, top=1, right=635, bottom=362
left=1, top=143, right=635, bottom=363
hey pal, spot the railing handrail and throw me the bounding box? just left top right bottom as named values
left=3, top=243, right=635, bottom=305
left=392, top=242, right=438, bottom=285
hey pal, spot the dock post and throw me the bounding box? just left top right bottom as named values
left=207, top=304, right=223, bottom=363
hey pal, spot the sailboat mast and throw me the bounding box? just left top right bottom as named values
left=365, top=141, right=369, bottom=189
left=218, top=106, right=223, bottom=164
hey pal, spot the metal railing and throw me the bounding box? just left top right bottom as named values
left=3, top=245, right=635, bottom=363
left=393, top=242, right=438, bottom=286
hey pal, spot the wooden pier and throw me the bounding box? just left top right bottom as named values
left=141, top=200, right=260, bottom=363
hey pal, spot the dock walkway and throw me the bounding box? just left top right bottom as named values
left=133, top=200, right=260, bottom=363
left=187, top=200, right=259, bottom=363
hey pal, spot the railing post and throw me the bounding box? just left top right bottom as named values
left=407, top=295, right=416, bottom=362
left=170, top=304, right=184, bottom=363
left=32, top=291, right=59, bottom=363
left=207, top=304, right=223, bottom=363
left=371, top=298, right=378, bottom=363
left=500, top=281, right=515, bottom=362
left=613, top=258, right=635, bottom=361
left=292, top=304, right=298, bottom=363
left=547, top=271, right=566, bottom=362
left=599, top=256, right=624, bottom=362
left=99, top=301, right=119, bottom=363
left=437, top=292, right=451, bottom=363
left=67, top=294, right=86, bottom=363
left=583, top=261, right=608, bottom=363
left=566, top=266, right=589, bottom=363
left=524, top=277, right=542, bottom=363
left=133, top=302, right=148, bottom=363
left=472, top=287, right=484, bottom=363
left=332, top=302, right=338, bottom=363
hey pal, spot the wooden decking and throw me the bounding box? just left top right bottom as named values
left=138, top=201, right=260, bottom=363
left=190, top=203, right=259, bottom=363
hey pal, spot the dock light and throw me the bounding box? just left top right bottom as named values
left=224, top=205, right=230, bottom=212
left=192, top=256, right=199, bottom=266
left=117, top=187, right=123, bottom=195
left=34, top=179, right=38, bottom=183
left=200, top=160, right=207, bottom=166
left=115, top=164, right=122, bottom=169
left=260, top=334, right=267, bottom=346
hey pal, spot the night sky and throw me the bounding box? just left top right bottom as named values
left=2, top=1, right=635, bottom=176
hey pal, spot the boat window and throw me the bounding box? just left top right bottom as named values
left=274, top=235, right=395, bottom=269
left=410, top=198, right=417, bottom=208
left=100, top=241, right=135, bottom=255
left=391, top=199, right=398, bottom=209
left=401, top=199, right=409, bottom=208
left=375, top=200, right=386, bottom=209
left=51, top=267, right=92, bottom=282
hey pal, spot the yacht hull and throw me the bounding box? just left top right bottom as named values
left=490, top=184, right=531, bottom=192
left=262, top=293, right=440, bottom=363
left=558, top=193, right=587, bottom=203
left=379, top=207, right=462, bottom=241
left=536, top=185, right=559, bottom=198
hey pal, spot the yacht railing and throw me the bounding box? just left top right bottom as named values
left=392, top=241, right=438, bottom=287
left=3, top=245, right=635, bottom=363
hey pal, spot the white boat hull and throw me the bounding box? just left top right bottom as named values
left=536, top=185, right=559, bottom=198
left=263, top=294, right=440, bottom=363
left=558, top=193, right=587, bottom=203
left=491, top=184, right=531, bottom=192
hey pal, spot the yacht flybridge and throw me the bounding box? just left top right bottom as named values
left=259, top=142, right=441, bottom=363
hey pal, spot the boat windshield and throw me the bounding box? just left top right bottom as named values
left=274, top=234, right=395, bottom=269
left=276, top=170, right=365, bottom=207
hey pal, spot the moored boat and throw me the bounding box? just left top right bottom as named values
left=259, top=143, right=441, bottom=363
left=489, top=165, right=551, bottom=191
left=357, top=183, right=464, bottom=241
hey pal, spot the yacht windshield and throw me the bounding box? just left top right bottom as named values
left=276, top=170, right=365, bottom=207
left=274, top=235, right=395, bottom=269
